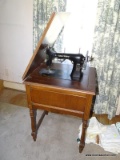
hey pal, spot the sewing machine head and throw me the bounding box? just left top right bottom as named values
left=47, top=47, right=86, bottom=78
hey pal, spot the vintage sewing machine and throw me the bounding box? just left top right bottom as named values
left=39, top=46, right=86, bottom=80
left=22, top=12, right=97, bottom=153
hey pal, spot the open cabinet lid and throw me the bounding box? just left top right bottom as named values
left=22, top=12, right=70, bottom=80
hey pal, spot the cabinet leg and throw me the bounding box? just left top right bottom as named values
left=79, top=120, right=88, bottom=153
left=29, top=108, right=37, bottom=141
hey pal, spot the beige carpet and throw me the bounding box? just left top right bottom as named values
left=0, top=102, right=120, bottom=160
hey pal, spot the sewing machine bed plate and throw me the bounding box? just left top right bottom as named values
left=40, top=67, right=72, bottom=79
left=39, top=64, right=83, bottom=81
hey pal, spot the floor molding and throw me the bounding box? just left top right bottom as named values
left=3, top=81, right=25, bottom=91
left=0, top=80, right=4, bottom=90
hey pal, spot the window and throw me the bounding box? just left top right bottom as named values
left=62, top=0, right=98, bottom=55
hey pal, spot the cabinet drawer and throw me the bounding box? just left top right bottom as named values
left=30, top=87, right=86, bottom=112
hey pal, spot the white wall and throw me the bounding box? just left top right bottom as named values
left=0, top=0, right=33, bottom=83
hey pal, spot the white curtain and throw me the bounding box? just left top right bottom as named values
left=91, top=0, right=120, bottom=119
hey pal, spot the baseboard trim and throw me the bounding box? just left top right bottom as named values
left=0, top=80, right=4, bottom=90
left=3, top=81, right=25, bottom=91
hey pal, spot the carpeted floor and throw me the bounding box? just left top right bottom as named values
left=0, top=102, right=120, bottom=160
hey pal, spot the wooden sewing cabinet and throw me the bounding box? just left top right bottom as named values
left=24, top=63, right=96, bottom=153
left=22, top=12, right=97, bottom=153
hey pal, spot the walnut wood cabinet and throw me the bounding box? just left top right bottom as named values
left=24, top=63, right=96, bottom=153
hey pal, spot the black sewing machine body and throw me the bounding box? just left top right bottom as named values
left=39, top=47, right=86, bottom=80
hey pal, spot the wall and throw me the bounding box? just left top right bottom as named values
left=0, top=0, right=33, bottom=83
